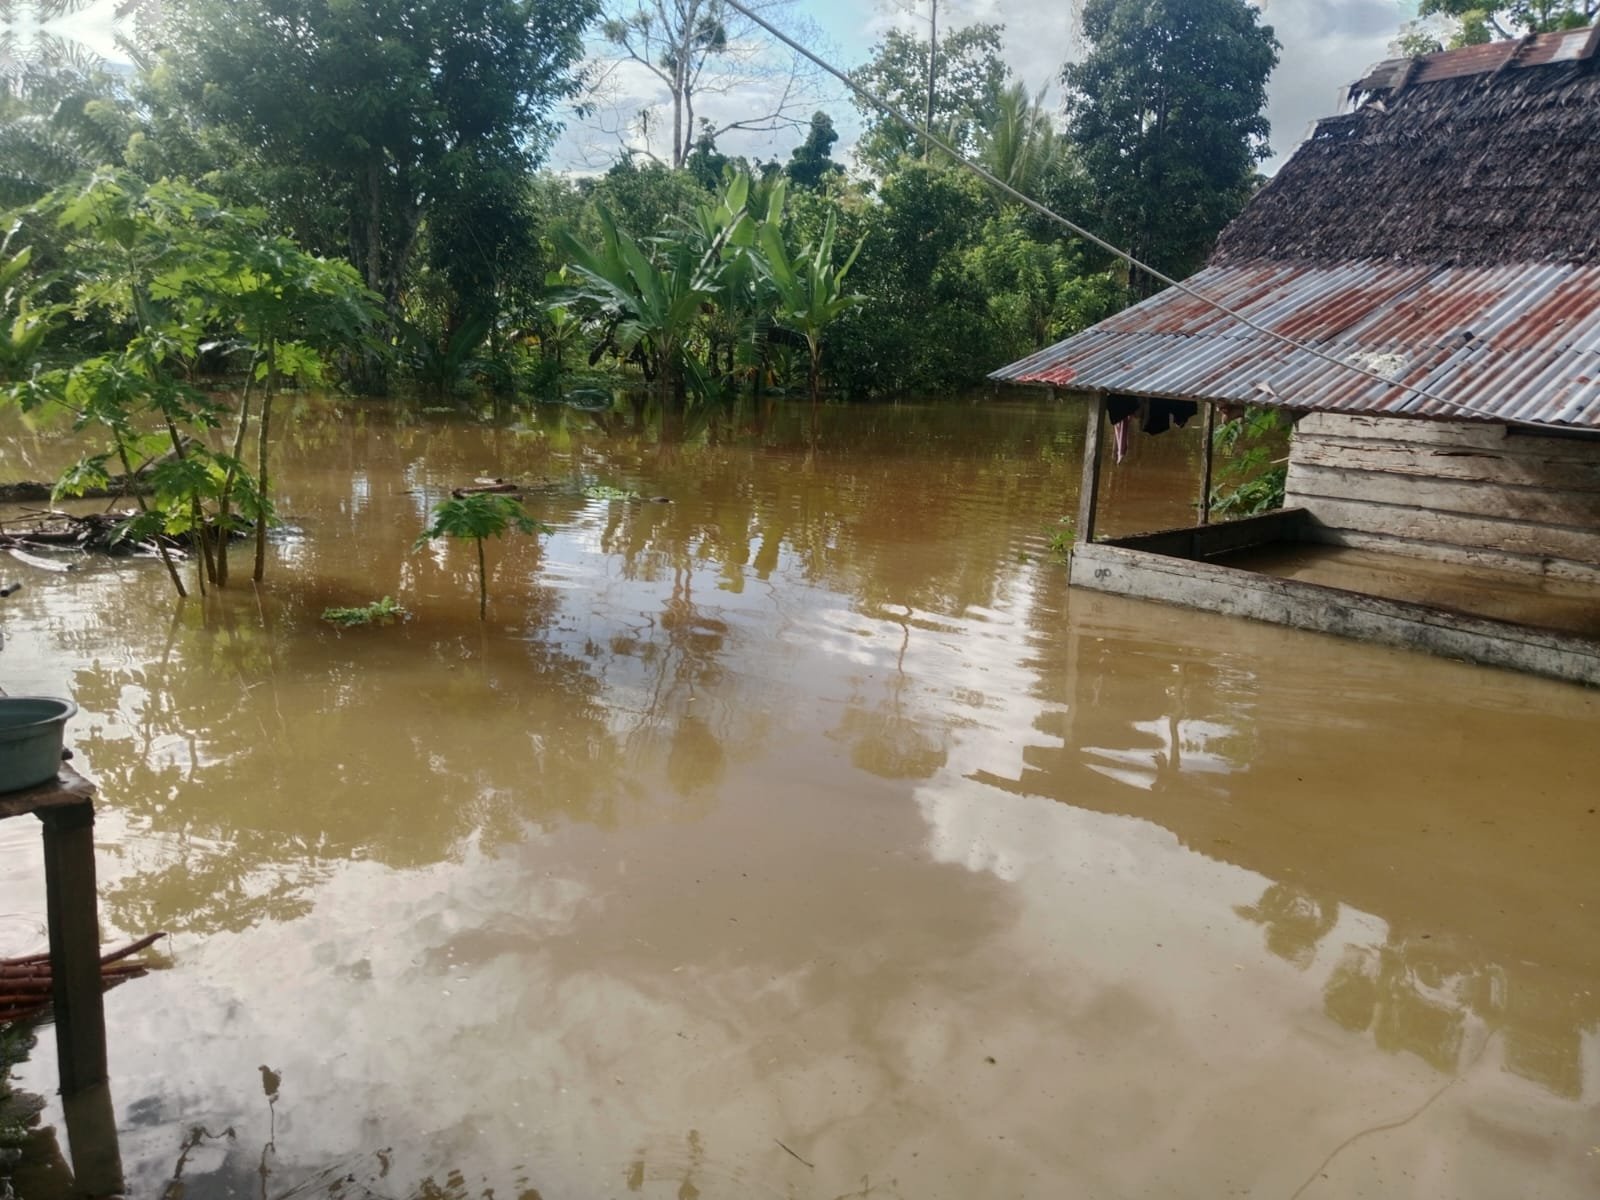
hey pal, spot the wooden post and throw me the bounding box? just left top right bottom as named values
left=1197, top=400, right=1217, bottom=527
left=1077, top=392, right=1106, bottom=546
left=39, top=800, right=109, bottom=1096
left=62, top=1082, right=125, bottom=1198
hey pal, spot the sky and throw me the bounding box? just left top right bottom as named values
left=7, top=0, right=1424, bottom=178
left=558, top=0, right=1423, bottom=173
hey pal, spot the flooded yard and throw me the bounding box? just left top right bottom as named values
left=1, top=395, right=1597, bottom=1199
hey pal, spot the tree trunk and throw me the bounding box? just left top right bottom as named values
left=253, top=348, right=278, bottom=584
left=215, top=364, right=257, bottom=588
left=191, top=497, right=214, bottom=594
left=672, top=59, right=687, bottom=169
left=114, top=435, right=185, bottom=599
left=160, top=416, right=214, bottom=589
left=365, top=161, right=384, bottom=297
left=924, top=0, right=938, bottom=161
left=808, top=338, right=823, bottom=430
left=477, top=537, right=487, bottom=620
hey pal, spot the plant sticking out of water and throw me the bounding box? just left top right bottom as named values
left=582, top=483, right=640, bottom=501
left=1210, top=406, right=1290, bottom=518
left=414, top=494, right=550, bottom=619
left=321, top=596, right=407, bottom=628
left=1047, top=517, right=1077, bottom=560
left=756, top=180, right=865, bottom=425
left=1, top=172, right=381, bottom=598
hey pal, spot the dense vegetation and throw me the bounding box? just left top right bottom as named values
left=0, top=0, right=1294, bottom=580
left=0, top=0, right=1284, bottom=405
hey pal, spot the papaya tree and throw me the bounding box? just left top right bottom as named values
left=211, top=233, right=378, bottom=584
left=414, top=493, right=549, bottom=619
left=3, top=171, right=379, bottom=595
left=0, top=240, right=57, bottom=381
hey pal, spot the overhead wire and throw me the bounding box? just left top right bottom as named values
left=723, top=0, right=1582, bottom=432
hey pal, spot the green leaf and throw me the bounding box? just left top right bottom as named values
left=414, top=493, right=550, bottom=548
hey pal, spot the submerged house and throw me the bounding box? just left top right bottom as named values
left=992, top=26, right=1600, bottom=687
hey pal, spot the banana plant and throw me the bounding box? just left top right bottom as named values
left=554, top=204, right=726, bottom=409
left=755, top=181, right=864, bottom=420
left=688, top=171, right=791, bottom=390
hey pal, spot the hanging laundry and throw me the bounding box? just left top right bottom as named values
left=1112, top=416, right=1132, bottom=464
left=1142, top=398, right=1198, bottom=435
left=1106, top=395, right=1139, bottom=465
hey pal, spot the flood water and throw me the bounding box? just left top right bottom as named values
left=1, top=394, right=1598, bottom=1199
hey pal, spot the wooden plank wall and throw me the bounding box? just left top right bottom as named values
left=1285, top=413, right=1600, bottom=582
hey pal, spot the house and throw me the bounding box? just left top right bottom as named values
left=991, top=26, right=1600, bottom=686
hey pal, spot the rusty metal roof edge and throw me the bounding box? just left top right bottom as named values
left=988, top=259, right=1600, bottom=431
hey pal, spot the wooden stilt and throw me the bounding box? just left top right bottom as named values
left=1077, top=392, right=1106, bottom=546
left=1198, top=401, right=1217, bottom=527
left=3, top=757, right=131, bottom=1196
left=62, top=1082, right=125, bottom=1198
left=39, top=801, right=108, bottom=1096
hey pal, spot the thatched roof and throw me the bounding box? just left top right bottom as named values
left=1213, top=26, right=1600, bottom=268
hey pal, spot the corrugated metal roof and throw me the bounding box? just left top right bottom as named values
left=1352, top=26, right=1600, bottom=94
left=989, top=261, right=1600, bottom=430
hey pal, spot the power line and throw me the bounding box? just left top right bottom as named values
left=722, top=0, right=1580, bottom=432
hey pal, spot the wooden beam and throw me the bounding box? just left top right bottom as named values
left=1290, top=439, right=1600, bottom=492
left=1109, top=508, right=1309, bottom=559
left=1197, top=401, right=1217, bottom=527
left=1286, top=462, right=1600, bottom=525
left=39, top=800, right=109, bottom=1097
left=1068, top=541, right=1600, bottom=687
left=1294, top=496, right=1600, bottom=565
left=1076, top=392, right=1106, bottom=546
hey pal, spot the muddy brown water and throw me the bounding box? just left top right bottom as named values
left=1, top=395, right=1597, bottom=1199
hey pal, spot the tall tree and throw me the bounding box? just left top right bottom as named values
left=1063, top=0, right=1278, bottom=288
left=598, top=0, right=816, bottom=169
left=162, top=0, right=595, bottom=337
left=784, top=110, right=842, bottom=190
left=851, top=23, right=1008, bottom=176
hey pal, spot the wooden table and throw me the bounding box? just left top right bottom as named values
left=2, top=765, right=125, bottom=1196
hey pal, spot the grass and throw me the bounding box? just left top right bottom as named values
left=321, top=596, right=407, bottom=627
left=582, top=483, right=640, bottom=501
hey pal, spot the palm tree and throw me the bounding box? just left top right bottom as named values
left=978, top=81, right=1065, bottom=197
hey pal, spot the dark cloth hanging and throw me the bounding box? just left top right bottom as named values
left=1106, top=394, right=1141, bottom=425
left=1142, top=398, right=1198, bottom=435
left=1103, top=394, right=1199, bottom=438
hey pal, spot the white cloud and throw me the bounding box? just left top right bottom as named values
left=555, top=0, right=1411, bottom=173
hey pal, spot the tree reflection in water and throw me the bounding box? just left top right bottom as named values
left=4, top=394, right=1593, bottom=1198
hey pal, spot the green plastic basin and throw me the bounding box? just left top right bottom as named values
left=0, top=697, right=78, bottom=792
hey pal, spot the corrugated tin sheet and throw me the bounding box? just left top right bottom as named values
left=1353, top=26, right=1600, bottom=94
left=989, top=260, right=1600, bottom=430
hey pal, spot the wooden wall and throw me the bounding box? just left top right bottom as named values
left=1284, top=413, right=1600, bottom=581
